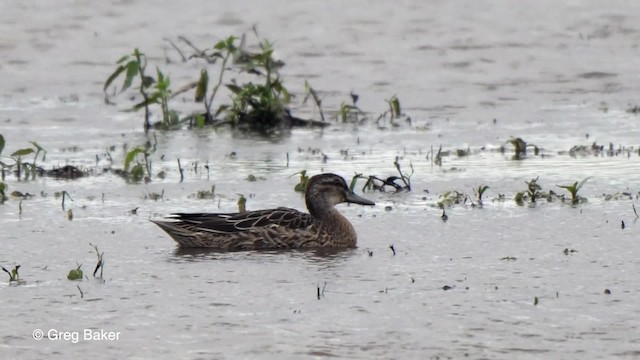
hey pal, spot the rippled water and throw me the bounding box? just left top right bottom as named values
left=2, top=1, right=640, bottom=359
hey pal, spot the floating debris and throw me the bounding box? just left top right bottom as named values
left=46, top=165, right=86, bottom=179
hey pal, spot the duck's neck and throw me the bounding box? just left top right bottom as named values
left=307, top=199, right=357, bottom=246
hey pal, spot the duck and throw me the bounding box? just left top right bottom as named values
left=151, top=173, right=375, bottom=250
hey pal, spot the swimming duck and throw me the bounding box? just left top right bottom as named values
left=151, top=173, right=375, bottom=250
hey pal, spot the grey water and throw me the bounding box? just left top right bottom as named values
left=1, top=1, right=640, bottom=359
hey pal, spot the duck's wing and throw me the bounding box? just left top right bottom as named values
left=167, top=207, right=314, bottom=234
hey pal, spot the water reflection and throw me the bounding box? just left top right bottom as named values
left=169, top=246, right=357, bottom=265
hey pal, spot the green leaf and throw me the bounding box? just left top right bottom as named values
left=214, top=104, right=230, bottom=118
left=131, top=93, right=162, bottom=111
left=226, top=84, right=243, bottom=94
left=124, top=147, right=146, bottom=172
left=11, top=148, right=34, bottom=157
left=116, top=55, right=130, bottom=64
left=104, top=64, right=127, bottom=92
left=349, top=175, right=359, bottom=191
left=130, top=164, right=144, bottom=181
left=123, top=61, right=139, bottom=92
left=29, top=141, right=44, bottom=152
left=0, top=134, right=4, bottom=155
left=67, top=267, right=83, bottom=281
left=195, top=69, right=208, bottom=102
left=391, top=96, right=401, bottom=117
left=214, top=40, right=227, bottom=50
left=195, top=114, right=206, bottom=128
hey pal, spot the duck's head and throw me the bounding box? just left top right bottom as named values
left=305, top=173, right=375, bottom=216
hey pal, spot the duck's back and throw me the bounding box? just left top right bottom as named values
left=152, top=207, right=336, bottom=250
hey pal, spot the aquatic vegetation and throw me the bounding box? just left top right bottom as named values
left=0, top=136, right=47, bottom=181
left=376, top=95, right=406, bottom=128
left=474, top=185, right=490, bottom=205
left=237, top=194, right=247, bottom=213
left=104, top=49, right=178, bottom=131
left=302, top=81, right=326, bottom=122
left=515, top=177, right=548, bottom=204
left=144, top=190, right=164, bottom=201
left=357, top=159, right=413, bottom=192
left=54, top=191, right=73, bottom=211
left=191, top=186, right=216, bottom=200
left=90, top=243, right=104, bottom=279
left=317, top=282, right=326, bottom=300
left=438, top=190, right=465, bottom=208
left=0, top=182, right=6, bottom=204
left=224, top=39, right=292, bottom=131
left=123, top=138, right=156, bottom=182
left=292, top=170, right=309, bottom=192
left=2, top=265, right=20, bottom=282
left=47, top=165, right=86, bottom=179
left=67, top=263, right=83, bottom=280
left=557, top=177, right=591, bottom=204
left=507, top=137, right=539, bottom=159
left=338, top=93, right=366, bottom=124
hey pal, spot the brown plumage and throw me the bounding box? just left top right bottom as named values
left=151, top=173, right=375, bottom=250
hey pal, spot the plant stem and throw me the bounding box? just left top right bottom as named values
left=134, top=50, right=151, bottom=132
left=205, top=50, right=232, bottom=118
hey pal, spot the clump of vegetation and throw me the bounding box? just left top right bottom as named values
left=105, top=33, right=314, bottom=135
left=123, top=137, right=156, bottom=182
left=438, top=190, right=465, bottom=208
left=355, top=159, right=413, bottom=192
left=515, top=177, right=543, bottom=204
left=514, top=177, right=560, bottom=205
left=104, top=49, right=180, bottom=131
left=0, top=135, right=47, bottom=181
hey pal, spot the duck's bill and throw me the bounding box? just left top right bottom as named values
left=346, top=192, right=375, bottom=206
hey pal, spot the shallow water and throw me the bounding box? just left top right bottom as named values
left=2, top=1, right=640, bottom=359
